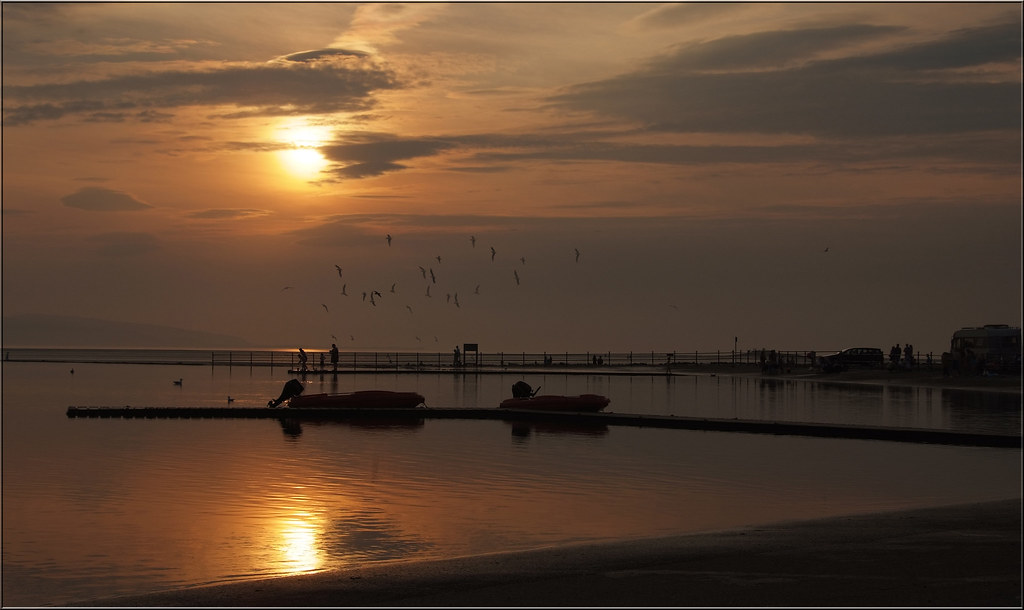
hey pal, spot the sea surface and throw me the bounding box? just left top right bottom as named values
left=2, top=352, right=1021, bottom=606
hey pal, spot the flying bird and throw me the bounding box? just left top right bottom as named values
left=446, top=293, right=451, bottom=304
left=490, top=246, right=496, bottom=261
left=425, top=285, right=432, bottom=297
left=341, top=284, right=348, bottom=296
left=574, top=248, right=580, bottom=263
left=430, top=268, right=436, bottom=284
left=513, top=270, right=520, bottom=285
left=436, top=255, right=442, bottom=264
left=369, top=293, right=377, bottom=306
left=418, top=265, right=427, bottom=279
left=474, top=284, right=480, bottom=295
left=470, top=235, right=476, bottom=247
left=334, top=265, right=343, bottom=278
left=386, top=234, right=392, bottom=246
left=520, top=256, right=526, bottom=265
left=362, top=291, right=367, bottom=301
left=281, top=286, right=294, bottom=292
left=406, top=305, right=414, bottom=315
left=824, top=247, right=830, bottom=253
left=454, top=293, right=460, bottom=308
left=227, top=396, right=235, bottom=403
left=172, top=378, right=183, bottom=386
left=390, top=283, right=397, bottom=294
left=321, top=303, right=329, bottom=313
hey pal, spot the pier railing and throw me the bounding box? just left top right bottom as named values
left=3, top=347, right=942, bottom=371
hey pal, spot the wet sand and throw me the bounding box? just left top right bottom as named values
left=73, top=498, right=1021, bottom=607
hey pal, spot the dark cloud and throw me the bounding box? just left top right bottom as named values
left=320, top=135, right=455, bottom=179
left=61, top=187, right=153, bottom=211
left=2, top=54, right=403, bottom=126
left=547, top=21, right=1022, bottom=137
left=277, top=48, right=369, bottom=63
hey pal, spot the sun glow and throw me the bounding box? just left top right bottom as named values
left=277, top=511, right=324, bottom=573
left=274, top=119, right=333, bottom=180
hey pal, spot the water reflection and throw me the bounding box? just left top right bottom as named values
left=277, top=417, right=426, bottom=438
left=276, top=506, right=323, bottom=573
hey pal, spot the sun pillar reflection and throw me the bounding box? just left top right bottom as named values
left=275, top=493, right=325, bottom=574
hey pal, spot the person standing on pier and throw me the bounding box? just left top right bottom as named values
left=298, top=348, right=308, bottom=372
left=453, top=345, right=461, bottom=367
left=330, top=343, right=339, bottom=371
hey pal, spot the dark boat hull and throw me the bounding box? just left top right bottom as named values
left=498, top=394, right=610, bottom=412
left=287, top=390, right=426, bottom=409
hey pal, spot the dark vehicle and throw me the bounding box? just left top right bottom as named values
left=820, top=347, right=884, bottom=372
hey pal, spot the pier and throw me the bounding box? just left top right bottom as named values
left=65, top=406, right=1020, bottom=448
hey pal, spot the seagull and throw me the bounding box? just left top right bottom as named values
left=369, top=292, right=377, bottom=306
left=446, top=293, right=451, bottom=304
left=390, top=283, right=397, bottom=294
left=490, top=246, right=496, bottom=261
left=430, top=268, right=436, bottom=284
left=474, top=284, right=480, bottom=295
left=520, top=256, right=526, bottom=265
left=418, top=265, right=427, bottom=279
left=173, top=378, right=183, bottom=386
left=436, top=255, right=442, bottom=264
left=386, top=234, right=392, bottom=246
left=470, top=235, right=476, bottom=247
left=454, top=293, right=460, bottom=308
left=362, top=291, right=367, bottom=301
left=281, top=286, right=294, bottom=292
left=513, top=269, right=520, bottom=285
left=341, top=284, right=348, bottom=296
left=574, top=248, right=580, bottom=263
left=425, top=285, right=431, bottom=297
left=331, top=334, right=338, bottom=341
left=227, top=396, right=235, bottom=403
left=70, top=368, right=74, bottom=375
left=824, top=247, right=830, bottom=253
left=321, top=303, right=329, bottom=313
left=350, top=335, right=355, bottom=341
left=334, top=265, right=343, bottom=278
left=373, top=290, right=382, bottom=298
left=406, top=305, right=414, bottom=315
left=416, top=335, right=422, bottom=342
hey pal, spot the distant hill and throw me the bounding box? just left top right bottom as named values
left=1, top=314, right=252, bottom=348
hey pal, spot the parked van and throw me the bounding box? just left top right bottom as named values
left=947, top=324, right=1021, bottom=375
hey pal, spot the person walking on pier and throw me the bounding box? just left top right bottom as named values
left=298, top=348, right=308, bottom=372
left=330, top=343, right=339, bottom=371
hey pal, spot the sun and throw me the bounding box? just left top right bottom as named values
left=274, top=119, right=332, bottom=180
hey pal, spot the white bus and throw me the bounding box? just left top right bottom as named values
left=948, top=324, right=1021, bottom=375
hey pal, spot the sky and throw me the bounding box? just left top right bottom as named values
left=2, top=1, right=1021, bottom=355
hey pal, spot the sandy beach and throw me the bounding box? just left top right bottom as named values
left=73, top=498, right=1021, bottom=607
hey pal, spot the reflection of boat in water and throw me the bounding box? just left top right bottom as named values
left=507, top=420, right=609, bottom=438
left=268, top=379, right=426, bottom=409
left=499, top=394, right=610, bottom=412
left=288, top=390, right=426, bottom=409
left=279, top=416, right=425, bottom=438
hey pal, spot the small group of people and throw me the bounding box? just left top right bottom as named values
left=296, top=343, right=340, bottom=372
left=889, top=343, right=915, bottom=368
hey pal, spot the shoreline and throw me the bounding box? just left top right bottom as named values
left=71, top=498, right=1022, bottom=607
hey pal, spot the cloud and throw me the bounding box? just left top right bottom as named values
left=188, top=209, right=269, bottom=219
left=61, top=187, right=153, bottom=211
left=546, top=21, right=1022, bottom=138
left=2, top=52, right=403, bottom=126
left=320, top=134, right=455, bottom=179
left=276, top=48, right=370, bottom=63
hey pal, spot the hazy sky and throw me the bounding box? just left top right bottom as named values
left=2, top=2, right=1021, bottom=354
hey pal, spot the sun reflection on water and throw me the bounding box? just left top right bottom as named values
left=275, top=499, right=324, bottom=574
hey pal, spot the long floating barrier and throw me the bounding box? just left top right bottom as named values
left=65, top=406, right=1020, bottom=448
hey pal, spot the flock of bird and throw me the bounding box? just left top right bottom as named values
left=280, top=233, right=584, bottom=350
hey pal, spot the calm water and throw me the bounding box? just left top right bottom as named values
left=2, top=360, right=1021, bottom=606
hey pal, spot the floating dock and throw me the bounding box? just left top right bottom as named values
left=65, top=406, right=1020, bottom=448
